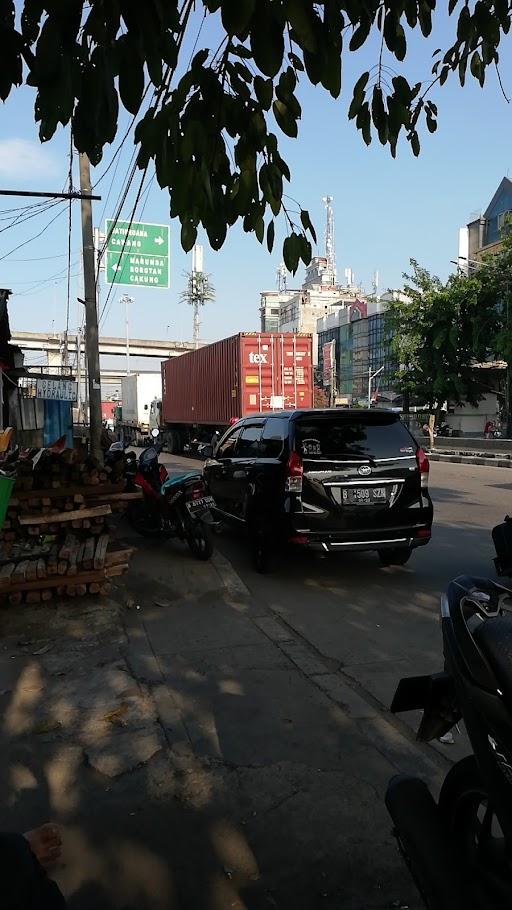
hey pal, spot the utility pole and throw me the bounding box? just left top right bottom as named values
left=79, top=152, right=102, bottom=462
left=120, top=295, right=133, bottom=374
left=368, top=365, right=384, bottom=408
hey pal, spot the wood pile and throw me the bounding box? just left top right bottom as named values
left=0, top=446, right=140, bottom=605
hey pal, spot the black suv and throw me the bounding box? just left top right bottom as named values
left=204, top=409, right=433, bottom=571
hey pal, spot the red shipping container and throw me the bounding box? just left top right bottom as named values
left=161, top=333, right=313, bottom=426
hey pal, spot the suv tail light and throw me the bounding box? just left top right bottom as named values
left=285, top=450, right=303, bottom=493
left=416, top=448, right=430, bottom=489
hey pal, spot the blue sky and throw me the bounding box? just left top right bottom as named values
left=1, top=5, right=512, bottom=351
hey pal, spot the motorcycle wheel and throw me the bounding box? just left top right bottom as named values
left=128, top=502, right=161, bottom=537
left=438, top=755, right=511, bottom=906
left=186, top=521, right=213, bottom=560
left=385, top=775, right=465, bottom=910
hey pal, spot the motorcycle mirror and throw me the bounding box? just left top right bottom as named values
left=151, top=428, right=160, bottom=439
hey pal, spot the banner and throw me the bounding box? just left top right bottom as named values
left=322, top=340, right=335, bottom=390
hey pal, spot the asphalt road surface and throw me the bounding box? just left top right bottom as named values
left=158, top=456, right=508, bottom=744
left=124, top=454, right=509, bottom=908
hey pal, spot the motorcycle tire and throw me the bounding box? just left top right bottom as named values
left=186, top=521, right=213, bottom=560
left=128, top=502, right=161, bottom=538
left=385, top=775, right=464, bottom=910
left=438, top=755, right=510, bottom=907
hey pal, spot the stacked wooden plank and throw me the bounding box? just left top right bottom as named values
left=0, top=447, right=140, bottom=605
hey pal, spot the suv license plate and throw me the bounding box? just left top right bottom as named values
left=186, top=495, right=215, bottom=514
left=342, top=487, right=387, bottom=505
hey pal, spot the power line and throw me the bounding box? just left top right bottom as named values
left=0, top=204, right=68, bottom=263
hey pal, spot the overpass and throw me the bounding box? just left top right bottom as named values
left=12, top=331, right=200, bottom=359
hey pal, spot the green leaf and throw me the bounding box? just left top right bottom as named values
left=273, top=99, right=298, bottom=137
left=221, top=0, right=256, bottom=36
left=267, top=219, right=275, bottom=253
left=283, top=232, right=301, bottom=273
left=254, top=216, right=265, bottom=243
left=181, top=221, right=197, bottom=252
left=348, top=71, right=369, bottom=120
left=250, top=2, right=284, bottom=77
left=254, top=75, right=273, bottom=110
left=349, top=19, right=371, bottom=52
left=300, top=209, right=317, bottom=243
left=118, top=36, right=145, bottom=115
left=410, top=130, right=420, bottom=156
left=470, top=51, right=482, bottom=80
left=372, top=86, right=388, bottom=145
left=286, top=0, right=320, bottom=53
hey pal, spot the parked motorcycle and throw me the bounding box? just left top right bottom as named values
left=386, top=574, right=512, bottom=909
left=129, top=430, right=216, bottom=560
left=105, top=439, right=137, bottom=481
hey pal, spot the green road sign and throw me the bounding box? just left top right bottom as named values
left=105, top=219, right=170, bottom=289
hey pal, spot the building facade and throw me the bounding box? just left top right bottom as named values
left=260, top=257, right=366, bottom=364
left=459, top=176, right=512, bottom=269
left=317, top=299, right=399, bottom=406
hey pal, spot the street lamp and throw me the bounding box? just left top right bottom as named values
left=368, top=365, right=384, bottom=408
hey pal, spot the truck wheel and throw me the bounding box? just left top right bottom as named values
left=166, top=430, right=182, bottom=455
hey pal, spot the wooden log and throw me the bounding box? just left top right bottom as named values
left=59, top=534, right=76, bottom=560
left=0, top=562, right=15, bottom=581
left=57, top=561, right=68, bottom=576
left=99, top=583, right=112, bottom=596
left=66, top=585, right=77, bottom=597
left=3, top=569, right=109, bottom=593
left=47, top=560, right=58, bottom=576
left=104, top=548, right=135, bottom=567
left=89, top=582, right=101, bottom=595
left=66, top=564, right=78, bottom=577
left=26, top=590, right=41, bottom=604
left=8, top=592, right=22, bottom=605
left=41, top=589, right=52, bottom=602
left=26, top=561, right=38, bottom=582
left=75, top=584, right=87, bottom=597
left=74, top=494, right=85, bottom=506
left=36, top=559, right=46, bottom=580
left=19, top=505, right=111, bottom=526
left=90, top=491, right=143, bottom=503
left=12, top=482, right=124, bottom=502
left=82, top=537, right=96, bottom=570
left=28, top=527, right=41, bottom=537
left=105, top=564, right=129, bottom=578
left=94, top=534, right=109, bottom=570
left=82, top=519, right=91, bottom=530
left=76, top=542, right=86, bottom=567
left=13, top=561, right=29, bottom=582
left=71, top=520, right=83, bottom=530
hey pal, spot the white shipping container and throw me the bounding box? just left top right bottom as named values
left=121, top=373, right=162, bottom=430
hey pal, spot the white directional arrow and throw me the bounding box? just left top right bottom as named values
left=154, top=236, right=165, bottom=246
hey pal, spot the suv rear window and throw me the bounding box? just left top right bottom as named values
left=293, top=415, right=416, bottom=459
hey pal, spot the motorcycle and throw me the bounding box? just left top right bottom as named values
left=129, top=429, right=216, bottom=560
left=105, top=439, right=137, bottom=481
left=386, top=574, right=512, bottom=909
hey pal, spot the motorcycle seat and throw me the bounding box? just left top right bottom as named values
left=161, top=472, right=201, bottom=492
left=474, top=616, right=512, bottom=705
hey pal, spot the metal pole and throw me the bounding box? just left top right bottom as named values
left=368, top=368, right=371, bottom=409
left=76, top=327, right=82, bottom=423
left=79, top=152, right=102, bottom=462
left=121, top=296, right=133, bottom=374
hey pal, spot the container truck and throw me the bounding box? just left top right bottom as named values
left=117, top=373, right=162, bottom=444
left=160, top=332, right=313, bottom=453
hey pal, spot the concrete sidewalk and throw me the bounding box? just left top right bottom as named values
left=0, top=530, right=446, bottom=910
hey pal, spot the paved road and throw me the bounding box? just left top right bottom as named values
left=100, top=454, right=509, bottom=909
left=160, top=456, right=508, bottom=723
